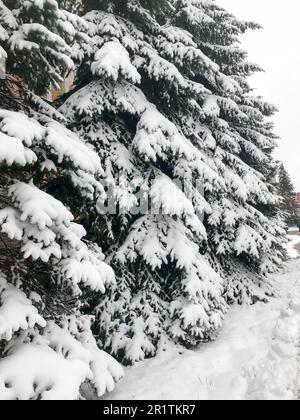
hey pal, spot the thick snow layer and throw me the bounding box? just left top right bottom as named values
left=11, top=182, right=73, bottom=229
left=0, top=182, right=115, bottom=295
left=0, top=344, right=92, bottom=400
left=0, top=132, right=37, bottom=166
left=91, top=40, right=141, bottom=84
left=104, top=260, right=300, bottom=400
left=46, top=121, right=103, bottom=174
left=0, top=311, right=124, bottom=400
left=0, top=277, right=46, bottom=341
left=0, top=110, right=103, bottom=174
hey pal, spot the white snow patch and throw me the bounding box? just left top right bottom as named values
left=284, top=235, right=300, bottom=259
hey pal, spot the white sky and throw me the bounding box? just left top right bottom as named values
left=217, top=0, right=300, bottom=190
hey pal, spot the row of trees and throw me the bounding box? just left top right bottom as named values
left=0, top=0, right=289, bottom=399
left=277, top=163, right=299, bottom=227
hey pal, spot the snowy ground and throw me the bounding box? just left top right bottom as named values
left=104, top=235, right=300, bottom=401
left=284, top=229, right=300, bottom=259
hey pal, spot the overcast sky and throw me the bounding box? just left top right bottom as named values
left=217, top=0, right=300, bottom=190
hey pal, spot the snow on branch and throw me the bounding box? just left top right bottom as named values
left=91, top=40, right=141, bottom=84
left=0, top=343, right=92, bottom=400
left=0, top=274, right=46, bottom=341
left=0, top=183, right=115, bottom=295
left=0, top=133, right=37, bottom=166
left=0, top=273, right=122, bottom=400
left=0, top=318, right=123, bottom=400
left=0, top=109, right=104, bottom=175
left=60, top=80, right=212, bottom=167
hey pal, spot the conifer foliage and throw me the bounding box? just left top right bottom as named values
left=60, top=0, right=285, bottom=364
left=0, top=0, right=122, bottom=400
left=0, top=0, right=286, bottom=399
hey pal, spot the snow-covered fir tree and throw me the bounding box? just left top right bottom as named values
left=0, top=0, right=123, bottom=400
left=277, top=162, right=299, bottom=227
left=0, top=0, right=287, bottom=397
left=173, top=0, right=286, bottom=303
left=56, top=0, right=286, bottom=365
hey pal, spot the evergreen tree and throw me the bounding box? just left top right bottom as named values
left=173, top=0, right=285, bottom=303
left=58, top=0, right=285, bottom=364
left=0, top=0, right=287, bottom=398
left=277, top=162, right=299, bottom=226
left=0, top=0, right=122, bottom=400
